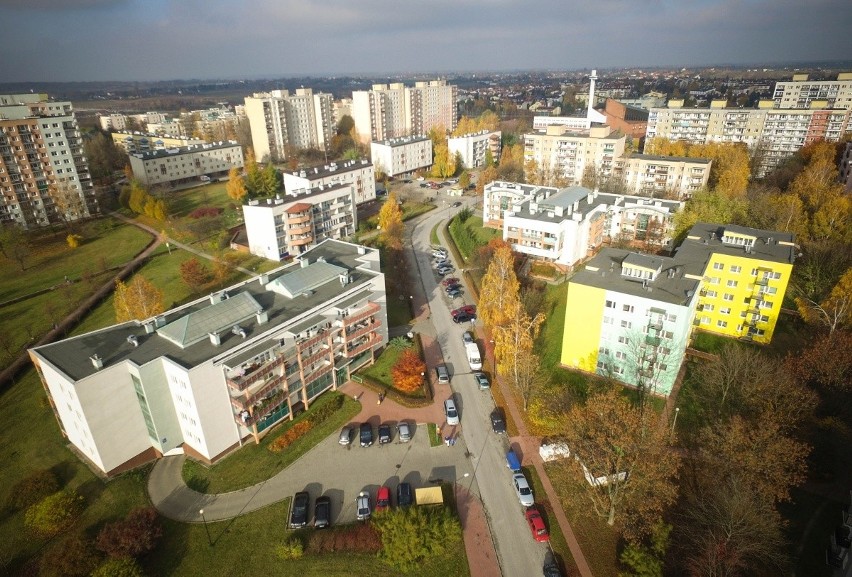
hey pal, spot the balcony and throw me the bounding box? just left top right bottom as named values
left=346, top=333, right=381, bottom=358
left=345, top=318, right=382, bottom=343
left=342, top=302, right=381, bottom=328
left=226, top=354, right=289, bottom=391
left=645, top=335, right=661, bottom=347
left=230, top=376, right=287, bottom=412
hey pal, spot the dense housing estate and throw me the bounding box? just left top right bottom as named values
left=128, top=141, right=244, bottom=187
left=244, top=89, right=335, bottom=162
left=561, top=222, right=795, bottom=395
left=0, top=93, right=96, bottom=228
left=29, top=240, right=388, bottom=476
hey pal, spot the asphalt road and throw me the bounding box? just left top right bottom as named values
left=407, top=197, right=549, bottom=577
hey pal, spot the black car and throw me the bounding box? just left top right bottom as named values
left=452, top=201, right=462, bottom=208
left=289, top=491, right=310, bottom=529
left=314, top=496, right=331, bottom=529
left=359, top=422, right=373, bottom=447
left=397, top=482, right=413, bottom=508
left=446, top=287, right=463, bottom=298
left=490, top=407, right=507, bottom=434
left=453, top=312, right=476, bottom=323
left=378, top=423, right=392, bottom=444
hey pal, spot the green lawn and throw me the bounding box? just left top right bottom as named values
left=182, top=392, right=361, bottom=494
left=538, top=283, right=568, bottom=370
left=358, top=346, right=403, bottom=388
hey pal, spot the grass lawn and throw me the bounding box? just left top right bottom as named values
left=430, top=222, right=440, bottom=246
left=538, top=283, right=568, bottom=371
left=427, top=423, right=442, bottom=447
left=182, top=392, right=361, bottom=494
left=358, top=346, right=403, bottom=388
left=689, top=330, right=729, bottom=354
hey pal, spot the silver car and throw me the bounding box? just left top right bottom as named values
left=513, top=473, right=534, bottom=507
left=397, top=422, right=411, bottom=442
left=444, top=398, right=460, bottom=425
left=338, top=425, right=354, bottom=446
left=356, top=491, right=371, bottom=520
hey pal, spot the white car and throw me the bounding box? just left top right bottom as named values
left=513, top=473, right=534, bottom=507
left=444, top=398, right=460, bottom=425
left=356, top=491, right=371, bottom=520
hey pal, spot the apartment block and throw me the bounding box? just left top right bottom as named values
left=111, top=132, right=203, bottom=154
left=560, top=223, right=795, bottom=395
left=128, top=141, right=243, bottom=187
left=772, top=72, right=852, bottom=110
left=483, top=181, right=682, bottom=268
left=447, top=130, right=501, bottom=169
left=351, top=80, right=457, bottom=144
left=646, top=101, right=851, bottom=177
left=0, top=93, right=96, bottom=228
left=523, top=124, right=625, bottom=186
left=601, top=98, right=649, bottom=141
left=30, top=239, right=388, bottom=476
left=282, top=159, right=376, bottom=204
left=612, top=154, right=711, bottom=199
left=243, top=183, right=358, bottom=260
left=370, top=135, right=433, bottom=177
left=244, top=89, right=335, bottom=162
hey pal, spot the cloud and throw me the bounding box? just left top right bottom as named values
left=0, top=0, right=128, bottom=10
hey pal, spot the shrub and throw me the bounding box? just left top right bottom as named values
left=391, top=348, right=427, bottom=394
left=96, top=507, right=162, bottom=559
left=66, top=234, right=83, bottom=248
left=7, top=469, right=59, bottom=510
left=307, top=524, right=381, bottom=554
left=268, top=421, right=312, bottom=453
left=90, top=557, right=144, bottom=577
left=38, top=534, right=100, bottom=577
left=374, top=506, right=462, bottom=572
left=305, top=394, right=344, bottom=426
left=188, top=206, right=224, bottom=219
left=24, top=490, right=83, bottom=538
left=274, top=538, right=304, bottom=560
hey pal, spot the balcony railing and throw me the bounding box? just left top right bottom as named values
left=346, top=333, right=381, bottom=358
left=342, top=302, right=381, bottom=328
left=226, top=354, right=288, bottom=391
left=231, top=375, right=286, bottom=412
left=344, top=318, right=382, bottom=343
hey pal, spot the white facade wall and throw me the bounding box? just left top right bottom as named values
left=282, top=160, right=375, bottom=204
left=129, top=142, right=244, bottom=187
left=615, top=155, right=711, bottom=199
left=244, top=89, right=335, bottom=161
left=243, top=203, right=281, bottom=260
left=370, top=137, right=433, bottom=177
left=523, top=125, right=625, bottom=186
left=448, top=130, right=501, bottom=169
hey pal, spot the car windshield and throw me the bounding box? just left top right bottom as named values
left=519, top=486, right=531, bottom=495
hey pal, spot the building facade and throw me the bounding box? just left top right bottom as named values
left=128, top=141, right=243, bottom=187
left=244, top=89, right=335, bottom=162
left=351, top=80, right=457, bottom=143
left=111, top=132, right=203, bottom=154
left=560, top=223, right=795, bottom=395
left=612, top=154, right=711, bottom=199
left=282, top=159, right=376, bottom=204
left=30, top=240, right=388, bottom=476
left=523, top=124, right=626, bottom=187
left=601, top=98, right=649, bottom=141
left=772, top=72, right=852, bottom=110
left=0, top=93, right=96, bottom=228
left=243, top=183, right=358, bottom=260
left=483, top=181, right=682, bottom=268
left=447, top=130, right=501, bottom=169
left=370, top=136, right=433, bottom=177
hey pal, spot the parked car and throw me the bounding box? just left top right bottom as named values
left=359, top=422, right=373, bottom=447
left=419, top=183, right=429, bottom=188
left=513, top=473, right=534, bottom=507
left=431, top=247, right=448, bottom=257
left=543, top=552, right=563, bottom=577
left=378, top=423, right=391, bottom=444
left=452, top=201, right=462, bottom=208
left=397, top=482, right=413, bottom=508
left=490, top=407, right=507, bottom=434
left=474, top=372, right=490, bottom=390
left=451, top=304, right=476, bottom=317
left=526, top=508, right=550, bottom=542
left=403, top=179, right=412, bottom=184
left=452, top=311, right=476, bottom=323
left=356, top=491, right=371, bottom=520
left=444, top=398, right=460, bottom=425
left=436, top=365, right=450, bottom=384
left=462, top=331, right=474, bottom=344
left=314, top=496, right=331, bottom=529
left=376, top=486, right=391, bottom=512
left=446, top=287, right=463, bottom=298
left=416, top=176, right=425, bottom=181
left=444, top=282, right=461, bottom=292
left=442, top=277, right=460, bottom=287
left=433, top=259, right=451, bottom=268
left=397, top=422, right=411, bottom=442
left=289, top=491, right=310, bottom=529
left=338, top=425, right=354, bottom=446
left=437, top=267, right=455, bottom=276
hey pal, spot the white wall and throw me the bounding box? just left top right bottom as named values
left=243, top=203, right=282, bottom=260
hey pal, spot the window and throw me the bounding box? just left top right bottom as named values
left=701, top=316, right=711, bottom=324
left=720, top=307, right=731, bottom=315
left=605, top=300, right=615, bottom=309
left=620, top=320, right=632, bottom=329
left=713, top=262, right=724, bottom=270
left=709, top=277, right=720, bottom=285
left=615, top=351, right=626, bottom=360
left=603, top=316, right=614, bottom=325
left=717, top=320, right=728, bottom=328
left=760, top=315, right=770, bottom=322
left=663, top=330, right=673, bottom=339
left=723, top=293, right=734, bottom=301
left=726, top=280, right=738, bottom=287
left=618, top=336, right=628, bottom=344
left=703, top=304, right=714, bottom=312
left=658, top=364, right=668, bottom=371
left=666, top=314, right=677, bottom=322
left=705, top=290, right=717, bottom=298
left=763, top=271, right=782, bottom=280
left=730, top=265, right=742, bottom=273
left=759, top=301, right=774, bottom=309
left=599, top=347, right=610, bottom=356
left=623, top=304, right=634, bottom=313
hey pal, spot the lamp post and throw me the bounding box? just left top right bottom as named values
left=199, top=508, right=213, bottom=546
left=670, top=407, right=680, bottom=437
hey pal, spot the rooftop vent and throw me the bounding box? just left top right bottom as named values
left=339, top=272, right=350, bottom=287
left=127, top=335, right=139, bottom=347
left=209, top=332, right=221, bottom=346
left=231, top=325, right=247, bottom=339
left=300, top=258, right=310, bottom=268
left=90, top=355, right=103, bottom=370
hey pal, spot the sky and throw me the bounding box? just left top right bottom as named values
left=0, top=0, right=850, bottom=83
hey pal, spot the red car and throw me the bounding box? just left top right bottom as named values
left=525, top=508, right=549, bottom=542
left=442, top=277, right=460, bottom=287
left=375, top=486, right=391, bottom=513
left=451, top=304, right=477, bottom=318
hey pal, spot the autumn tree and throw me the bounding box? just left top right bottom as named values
left=260, top=162, right=281, bottom=196
left=672, top=188, right=747, bottom=241
left=91, top=557, right=145, bottom=577
left=552, top=386, right=681, bottom=539
left=459, top=170, right=470, bottom=190
left=39, top=533, right=100, bottom=577
left=391, top=349, right=426, bottom=393
left=114, top=275, right=165, bottom=322
left=49, top=179, right=87, bottom=232
left=478, top=245, right=521, bottom=330
left=226, top=167, right=248, bottom=202
left=788, top=330, right=852, bottom=390
left=180, top=258, right=213, bottom=293
left=96, top=507, right=162, bottom=559
left=795, top=267, right=852, bottom=334
left=374, top=506, right=462, bottom=573
left=244, top=148, right=263, bottom=197
left=3, top=227, right=31, bottom=271
left=377, top=191, right=404, bottom=250
left=476, top=164, right=499, bottom=195
left=494, top=298, right=545, bottom=410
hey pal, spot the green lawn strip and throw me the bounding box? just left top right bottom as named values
left=182, top=392, right=361, bottom=494
left=359, top=346, right=401, bottom=388
left=401, top=201, right=435, bottom=221
left=543, top=462, right=621, bottom=577
left=430, top=222, right=440, bottom=246
left=538, top=283, right=568, bottom=370
left=523, top=466, right=577, bottom=576
left=689, top=330, right=729, bottom=354
left=427, top=423, right=442, bottom=447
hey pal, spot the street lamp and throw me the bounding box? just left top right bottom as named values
left=199, top=508, right=213, bottom=547
left=670, top=407, right=680, bottom=437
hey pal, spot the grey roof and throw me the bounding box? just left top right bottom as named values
left=675, top=222, right=796, bottom=277
left=288, top=159, right=372, bottom=181
left=157, top=292, right=262, bottom=349
left=537, top=186, right=588, bottom=209
left=266, top=260, right=348, bottom=298
left=623, top=253, right=665, bottom=270
left=571, top=248, right=699, bottom=306
left=130, top=140, right=240, bottom=160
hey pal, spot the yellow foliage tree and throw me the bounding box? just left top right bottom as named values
left=114, top=275, right=165, bottom=323
left=494, top=298, right=545, bottom=410
left=796, top=267, right=852, bottom=334
left=478, top=246, right=520, bottom=331
left=226, top=167, right=248, bottom=202
left=378, top=191, right=404, bottom=249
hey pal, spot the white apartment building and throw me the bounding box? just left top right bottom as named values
left=772, top=72, right=852, bottom=110
left=370, top=135, right=433, bottom=177
left=612, top=154, right=711, bottom=199
left=111, top=132, right=203, bottom=154
left=524, top=124, right=625, bottom=186
left=99, top=113, right=128, bottom=132
left=243, top=183, right=358, bottom=260
left=484, top=181, right=682, bottom=268
left=244, top=89, right=335, bottom=162
left=351, top=80, right=457, bottom=143
left=646, top=100, right=851, bottom=177
left=447, top=130, right=501, bottom=169
left=282, top=159, right=376, bottom=204
left=30, top=239, right=388, bottom=476
left=128, top=141, right=244, bottom=187
left=0, top=94, right=96, bottom=228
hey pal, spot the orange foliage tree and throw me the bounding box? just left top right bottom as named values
left=391, top=349, right=426, bottom=393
